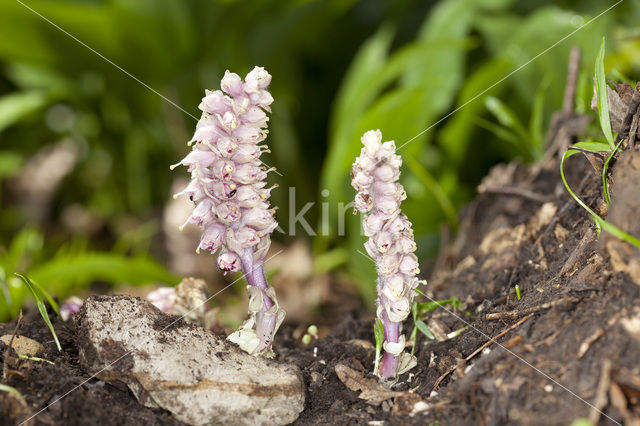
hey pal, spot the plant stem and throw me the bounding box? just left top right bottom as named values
left=379, top=309, right=399, bottom=379
left=240, top=249, right=276, bottom=353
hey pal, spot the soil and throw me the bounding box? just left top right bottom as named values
left=3, top=94, right=640, bottom=425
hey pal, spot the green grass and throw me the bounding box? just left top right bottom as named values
left=14, top=273, right=61, bottom=351
left=560, top=36, right=640, bottom=250
left=0, top=383, right=27, bottom=406
left=373, top=318, right=384, bottom=376
left=410, top=290, right=463, bottom=356
left=18, top=354, right=54, bottom=364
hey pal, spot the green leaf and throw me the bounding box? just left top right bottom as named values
left=0, top=91, right=49, bottom=133
left=602, top=138, right=624, bottom=205
left=595, top=37, right=614, bottom=148
left=321, top=25, right=394, bottom=226
left=0, top=384, right=27, bottom=406
left=400, top=147, right=457, bottom=230
left=14, top=273, right=61, bottom=351
left=475, top=117, right=522, bottom=148
left=529, top=79, right=548, bottom=156
left=438, top=59, right=511, bottom=164
left=18, top=354, right=55, bottom=364
left=0, top=151, right=23, bottom=179
left=373, top=318, right=385, bottom=375
left=572, top=141, right=612, bottom=152
left=29, top=278, right=60, bottom=316
left=415, top=319, right=435, bottom=340
left=485, top=96, right=528, bottom=142
left=560, top=149, right=640, bottom=249
left=415, top=296, right=462, bottom=316
left=29, top=252, right=178, bottom=295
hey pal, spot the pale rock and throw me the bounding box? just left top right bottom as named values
left=76, top=295, right=304, bottom=426
left=0, top=334, right=44, bottom=356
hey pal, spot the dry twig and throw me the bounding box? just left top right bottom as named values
left=485, top=298, right=579, bottom=320
left=433, top=314, right=534, bottom=390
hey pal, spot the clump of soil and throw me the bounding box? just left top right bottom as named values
left=3, top=85, right=640, bottom=426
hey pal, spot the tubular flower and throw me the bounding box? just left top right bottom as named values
left=173, top=66, right=284, bottom=356
left=351, top=129, right=420, bottom=380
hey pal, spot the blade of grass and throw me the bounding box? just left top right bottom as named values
left=0, top=383, right=27, bottom=406
left=410, top=302, right=419, bottom=356
left=602, top=138, right=624, bottom=205
left=573, top=141, right=611, bottom=152
left=446, top=326, right=468, bottom=339
left=595, top=37, right=614, bottom=148
left=415, top=319, right=435, bottom=340
left=18, top=354, right=54, bottom=364
left=373, top=318, right=384, bottom=375
left=529, top=79, right=548, bottom=157
left=560, top=149, right=640, bottom=249
left=29, top=279, right=59, bottom=316
left=14, top=273, right=61, bottom=351
left=403, top=155, right=457, bottom=230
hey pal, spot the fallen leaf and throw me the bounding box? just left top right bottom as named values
left=335, top=364, right=402, bottom=405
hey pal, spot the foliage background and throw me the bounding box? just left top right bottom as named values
left=1, top=0, right=639, bottom=320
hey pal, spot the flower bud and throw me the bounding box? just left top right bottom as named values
left=233, top=125, right=263, bottom=143
left=351, top=170, right=373, bottom=191
left=363, top=214, right=385, bottom=237
left=373, top=165, right=396, bottom=182
left=354, top=192, right=373, bottom=212
left=185, top=198, right=214, bottom=227
left=212, top=159, right=235, bottom=180
left=199, top=90, right=228, bottom=115
left=60, top=296, right=84, bottom=321
left=192, top=124, right=221, bottom=145
left=398, top=253, right=419, bottom=275
left=221, top=71, right=244, bottom=97
left=217, top=251, right=241, bottom=274
left=232, top=143, right=261, bottom=163
left=386, top=298, right=410, bottom=322
left=397, top=234, right=417, bottom=253
left=245, top=66, right=272, bottom=91
left=362, top=129, right=382, bottom=156
left=234, top=185, right=261, bottom=207
left=242, top=106, right=267, bottom=124
left=374, top=231, right=394, bottom=254
left=198, top=222, right=226, bottom=253
left=147, top=287, right=177, bottom=313
left=243, top=206, right=275, bottom=229
left=378, top=254, right=400, bottom=276
left=216, top=138, right=238, bottom=157
left=209, top=181, right=237, bottom=199
left=234, top=163, right=266, bottom=184
left=248, top=90, right=274, bottom=109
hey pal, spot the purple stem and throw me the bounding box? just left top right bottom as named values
left=379, top=308, right=400, bottom=379
left=240, top=248, right=276, bottom=353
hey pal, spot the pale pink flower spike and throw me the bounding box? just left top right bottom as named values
left=173, top=66, right=284, bottom=356
left=351, top=129, right=421, bottom=380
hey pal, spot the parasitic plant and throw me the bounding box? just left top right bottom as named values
left=351, top=129, right=420, bottom=380
left=173, top=66, right=284, bottom=356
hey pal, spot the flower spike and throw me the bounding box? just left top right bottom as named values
left=174, top=66, right=284, bottom=356
left=351, top=129, right=420, bottom=380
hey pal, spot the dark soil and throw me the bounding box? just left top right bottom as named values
left=3, top=94, right=640, bottom=425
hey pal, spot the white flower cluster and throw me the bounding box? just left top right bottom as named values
left=173, top=66, right=277, bottom=270
left=351, top=129, right=420, bottom=377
